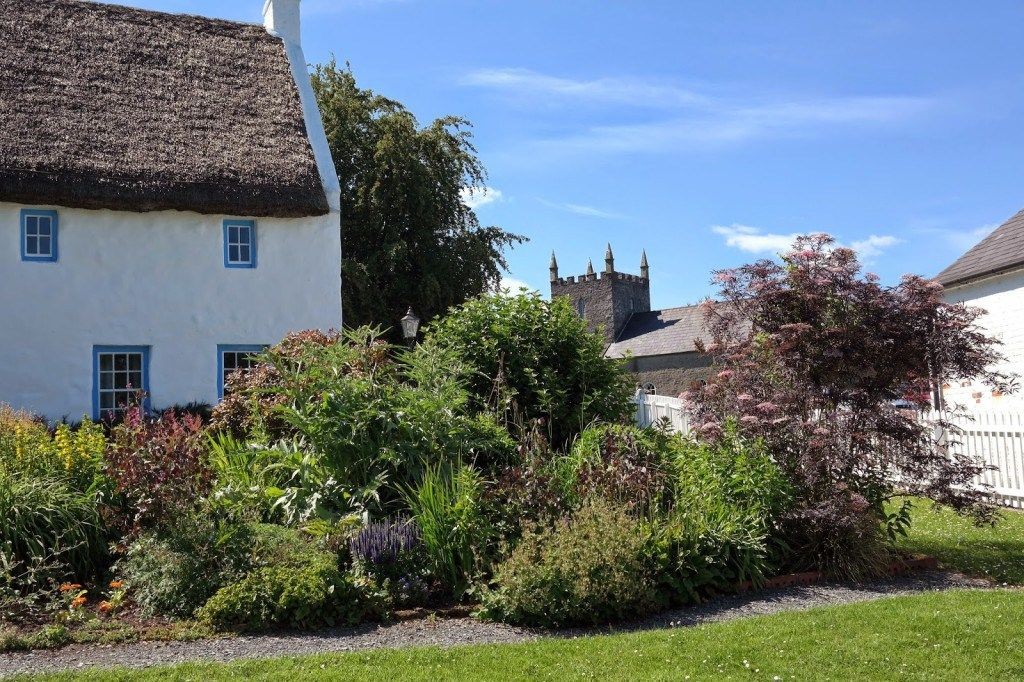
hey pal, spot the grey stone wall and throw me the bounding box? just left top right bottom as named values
left=624, top=352, right=713, bottom=397
left=551, top=272, right=650, bottom=345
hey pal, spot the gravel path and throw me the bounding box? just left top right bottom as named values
left=0, top=570, right=991, bottom=678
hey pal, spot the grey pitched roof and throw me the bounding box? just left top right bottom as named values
left=605, top=304, right=712, bottom=359
left=936, top=208, right=1024, bottom=286
left=0, top=0, right=329, bottom=218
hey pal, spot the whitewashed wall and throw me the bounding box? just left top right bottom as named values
left=942, top=268, right=1024, bottom=408
left=0, top=202, right=341, bottom=420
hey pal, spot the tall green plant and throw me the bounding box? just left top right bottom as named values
left=402, top=463, right=487, bottom=598
left=425, top=293, right=634, bottom=448
left=0, top=468, right=107, bottom=593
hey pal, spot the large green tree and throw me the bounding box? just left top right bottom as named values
left=311, top=62, right=524, bottom=332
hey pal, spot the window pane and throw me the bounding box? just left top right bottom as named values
left=114, top=354, right=128, bottom=372
left=100, top=354, right=113, bottom=371
left=229, top=245, right=240, bottom=262
left=239, top=245, right=250, bottom=263
left=100, top=372, right=113, bottom=390
left=239, top=226, right=250, bottom=245
left=26, top=216, right=38, bottom=233
left=129, top=354, right=141, bottom=371
left=37, top=237, right=50, bottom=255
left=230, top=225, right=239, bottom=243
left=26, top=236, right=38, bottom=254
left=128, top=370, right=142, bottom=390
left=37, top=219, right=51, bottom=237
left=224, top=352, right=238, bottom=372
left=114, top=372, right=127, bottom=389
left=100, top=393, right=114, bottom=410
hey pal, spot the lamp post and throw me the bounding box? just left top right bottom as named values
left=400, top=307, right=421, bottom=347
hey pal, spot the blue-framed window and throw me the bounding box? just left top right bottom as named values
left=93, top=346, right=151, bottom=420
left=217, top=344, right=267, bottom=399
left=21, top=209, right=59, bottom=262
left=223, top=220, right=256, bottom=268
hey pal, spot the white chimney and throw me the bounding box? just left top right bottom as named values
left=263, top=0, right=302, bottom=46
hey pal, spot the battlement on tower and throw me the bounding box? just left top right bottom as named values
left=549, top=245, right=651, bottom=345
left=554, top=271, right=647, bottom=286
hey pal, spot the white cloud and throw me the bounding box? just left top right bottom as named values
left=460, top=68, right=712, bottom=108
left=712, top=224, right=901, bottom=260
left=919, top=222, right=998, bottom=252
left=460, top=186, right=503, bottom=210
left=462, top=68, right=936, bottom=154
left=539, top=198, right=626, bottom=220
left=712, top=224, right=801, bottom=254
left=494, top=275, right=536, bottom=295
left=849, top=235, right=901, bottom=260
left=539, top=96, right=932, bottom=154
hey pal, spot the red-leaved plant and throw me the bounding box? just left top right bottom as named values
left=104, top=406, right=210, bottom=537
left=687, top=234, right=1015, bottom=577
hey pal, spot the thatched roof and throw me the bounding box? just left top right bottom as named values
left=0, top=0, right=329, bottom=217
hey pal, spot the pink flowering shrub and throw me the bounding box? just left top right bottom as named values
left=688, top=234, right=1015, bottom=577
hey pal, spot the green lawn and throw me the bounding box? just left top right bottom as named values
left=26, top=589, right=1024, bottom=681
left=896, top=498, right=1024, bottom=584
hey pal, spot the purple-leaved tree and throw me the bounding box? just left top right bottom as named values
left=688, top=234, right=1015, bottom=576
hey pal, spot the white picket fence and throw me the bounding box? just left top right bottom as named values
left=923, top=410, right=1024, bottom=509
left=634, top=394, right=1024, bottom=508
left=634, top=393, right=690, bottom=434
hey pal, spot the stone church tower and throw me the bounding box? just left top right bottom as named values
left=550, top=245, right=651, bottom=345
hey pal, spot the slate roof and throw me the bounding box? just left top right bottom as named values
left=936, top=208, right=1024, bottom=286
left=0, top=0, right=329, bottom=217
left=605, top=304, right=713, bottom=359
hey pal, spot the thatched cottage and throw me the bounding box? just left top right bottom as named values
left=0, top=0, right=342, bottom=419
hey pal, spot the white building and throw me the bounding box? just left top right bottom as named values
left=0, top=0, right=342, bottom=420
left=937, top=209, right=1024, bottom=408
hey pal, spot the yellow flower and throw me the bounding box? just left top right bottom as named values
left=54, top=423, right=74, bottom=470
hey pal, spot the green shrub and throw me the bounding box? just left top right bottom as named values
left=403, top=463, right=488, bottom=598
left=651, top=426, right=794, bottom=601
left=425, top=293, right=634, bottom=448
left=197, top=547, right=375, bottom=631
left=209, top=328, right=512, bottom=516
left=481, top=498, right=658, bottom=627
left=556, top=424, right=676, bottom=515
left=120, top=515, right=255, bottom=618
left=0, top=467, right=107, bottom=594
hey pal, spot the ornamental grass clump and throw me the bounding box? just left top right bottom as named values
left=0, top=467, right=107, bottom=595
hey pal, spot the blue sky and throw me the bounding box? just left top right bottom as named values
left=130, top=0, right=1024, bottom=310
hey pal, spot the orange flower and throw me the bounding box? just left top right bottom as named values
left=59, top=583, right=82, bottom=593
left=98, top=601, right=113, bottom=614
left=109, top=580, right=124, bottom=590
left=71, top=596, right=87, bottom=608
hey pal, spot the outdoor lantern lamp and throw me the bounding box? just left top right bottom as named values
left=401, top=307, right=421, bottom=346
